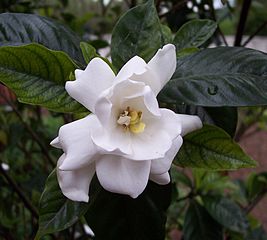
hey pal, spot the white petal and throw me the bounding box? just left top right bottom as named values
left=66, top=58, right=115, bottom=112
left=130, top=129, right=172, bottom=160
left=50, top=137, right=62, bottom=149
left=57, top=114, right=101, bottom=170
left=116, top=56, right=147, bottom=82
left=91, top=126, right=132, bottom=156
left=96, top=156, right=151, bottom=198
left=150, top=136, right=183, bottom=174
left=149, top=172, right=170, bottom=185
left=176, top=114, right=202, bottom=136
left=159, top=108, right=182, bottom=139
left=147, top=44, right=176, bottom=94
left=57, top=154, right=95, bottom=202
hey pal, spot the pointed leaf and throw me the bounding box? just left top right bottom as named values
left=203, top=196, right=248, bottom=233
left=160, top=47, right=267, bottom=106
left=35, top=170, right=88, bottom=239
left=0, top=44, right=86, bottom=113
left=0, top=13, right=84, bottom=63
left=174, top=125, right=256, bottom=170
left=111, top=0, right=164, bottom=70
left=173, top=19, right=217, bottom=52
left=183, top=200, right=223, bottom=240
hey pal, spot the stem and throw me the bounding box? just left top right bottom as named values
left=208, top=0, right=228, bottom=46
left=0, top=91, right=55, bottom=167
left=242, top=20, right=267, bottom=47
left=245, top=189, right=267, bottom=214
left=0, top=163, right=38, bottom=219
left=234, top=0, right=252, bottom=46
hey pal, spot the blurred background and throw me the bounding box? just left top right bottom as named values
left=0, top=0, right=267, bottom=239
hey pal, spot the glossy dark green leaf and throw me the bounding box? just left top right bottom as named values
left=159, top=47, right=267, bottom=106
left=0, top=44, right=86, bottom=113
left=175, top=105, right=237, bottom=137
left=183, top=200, right=223, bottom=240
left=203, top=196, right=248, bottom=233
left=0, top=13, right=84, bottom=63
left=111, top=0, right=164, bottom=70
left=174, top=125, right=256, bottom=170
left=35, top=170, right=88, bottom=239
left=246, top=172, right=267, bottom=200
left=173, top=19, right=217, bottom=52
left=80, top=42, right=97, bottom=64
left=85, top=179, right=172, bottom=240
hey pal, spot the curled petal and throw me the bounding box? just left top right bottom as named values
left=96, top=156, right=151, bottom=198
left=147, top=44, right=176, bottom=95
left=91, top=126, right=132, bottom=156
left=116, top=56, right=147, bottom=82
left=66, top=58, right=115, bottom=112
left=149, top=172, right=170, bottom=185
left=57, top=154, right=95, bottom=202
left=176, top=114, right=202, bottom=136
left=130, top=130, right=172, bottom=160
left=150, top=136, right=183, bottom=174
left=56, top=114, right=101, bottom=170
left=50, top=137, right=62, bottom=149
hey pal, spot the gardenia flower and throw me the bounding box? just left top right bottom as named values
left=51, top=44, right=202, bottom=202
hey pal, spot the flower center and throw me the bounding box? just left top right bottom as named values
left=117, top=107, right=145, bottom=134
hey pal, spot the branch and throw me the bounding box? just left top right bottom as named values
left=242, top=20, right=267, bottom=47
left=0, top=163, right=38, bottom=219
left=0, top=90, right=55, bottom=167
left=245, top=188, right=267, bottom=214
left=234, top=0, right=252, bottom=46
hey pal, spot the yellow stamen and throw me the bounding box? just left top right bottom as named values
left=117, top=107, right=145, bottom=134
left=129, top=122, right=146, bottom=134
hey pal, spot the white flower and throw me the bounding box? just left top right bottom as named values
left=51, top=44, right=202, bottom=202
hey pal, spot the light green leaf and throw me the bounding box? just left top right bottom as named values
left=80, top=42, right=97, bottom=64
left=0, top=13, right=84, bottom=63
left=203, top=196, right=248, bottom=233
left=111, top=0, right=164, bottom=70
left=35, top=170, right=88, bottom=239
left=177, top=47, right=199, bottom=58
left=0, top=44, right=86, bottom=113
left=173, top=19, right=217, bottom=52
left=183, top=200, right=223, bottom=240
left=174, top=125, right=256, bottom=170
left=160, top=47, right=267, bottom=106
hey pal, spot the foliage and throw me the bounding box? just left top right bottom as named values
left=0, top=0, right=267, bottom=240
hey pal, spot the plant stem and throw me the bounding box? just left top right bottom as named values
left=234, top=0, right=252, bottom=46
left=0, top=91, right=55, bottom=167
left=0, top=163, right=38, bottom=219
left=242, top=20, right=267, bottom=47
left=245, top=189, right=267, bottom=214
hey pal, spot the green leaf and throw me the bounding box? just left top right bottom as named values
left=80, top=42, right=116, bottom=73
left=203, top=196, right=248, bottom=233
left=177, top=47, right=199, bottom=58
left=159, top=47, right=267, bottom=106
left=85, top=179, right=172, bottom=240
left=175, top=105, right=237, bottom=137
left=111, top=0, right=164, bottom=70
left=35, top=170, right=88, bottom=239
left=80, top=42, right=97, bottom=64
left=0, top=44, right=86, bottom=113
left=183, top=200, right=223, bottom=240
left=0, top=13, right=84, bottom=63
left=173, top=19, right=217, bottom=52
left=246, top=172, right=267, bottom=200
left=174, top=125, right=256, bottom=170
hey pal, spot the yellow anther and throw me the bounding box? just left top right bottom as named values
left=129, top=111, right=139, bottom=124
left=117, top=107, right=145, bottom=134
left=129, top=122, right=146, bottom=134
